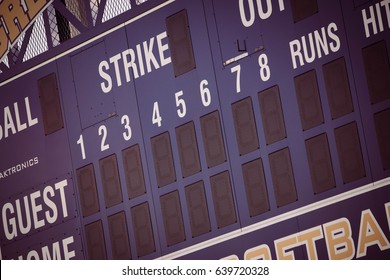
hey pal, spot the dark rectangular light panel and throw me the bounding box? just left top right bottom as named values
left=232, top=97, right=259, bottom=155
left=269, top=148, right=298, bottom=207
left=374, top=109, right=390, bottom=170
left=294, top=70, right=324, bottom=130
left=210, top=171, right=237, bottom=228
left=334, top=122, right=366, bottom=184
left=176, top=121, right=201, bottom=178
left=362, top=40, right=390, bottom=104
left=85, top=220, right=107, bottom=260
left=122, top=144, right=146, bottom=199
left=108, top=211, right=132, bottom=260
left=258, top=85, right=287, bottom=144
left=291, top=0, right=318, bottom=23
left=166, top=9, right=196, bottom=76
left=99, top=154, right=123, bottom=208
left=305, top=133, right=336, bottom=194
left=200, top=110, right=227, bottom=168
left=151, top=132, right=176, bottom=187
left=323, top=57, right=354, bottom=119
left=131, top=202, right=156, bottom=257
left=242, top=158, right=270, bottom=217
left=160, top=191, right=186, bottom=246
left=185, top=181, right=211, bottom=237
left=38, top=73, right=64, bottom=135
left=76, top=164, right=100, bottom=217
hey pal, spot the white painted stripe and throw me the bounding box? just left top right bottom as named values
left=223, top=52, right=248, bottom=66
left=0, top=0, right=176, bottom=87
left=158, top=177, right=390, bottom=259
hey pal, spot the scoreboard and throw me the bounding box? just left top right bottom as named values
left=0, top=0, right=390, bottom=260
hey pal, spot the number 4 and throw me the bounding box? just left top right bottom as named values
left=152, top=101, right=162, bottom=127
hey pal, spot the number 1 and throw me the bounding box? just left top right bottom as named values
left=77, top=134, right=86, bottom=160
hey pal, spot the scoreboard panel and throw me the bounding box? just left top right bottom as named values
left=0, top=0, right=390, bottom=260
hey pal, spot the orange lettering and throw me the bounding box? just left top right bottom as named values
left=323, top=218, right=355, bottom=259
left=244, top=244, right=272, bottom=260
left=0, top=24, right=8, bottom=59
left=297, top=226, right=323, bottom=260
left=356, top=209, right=390, bottom=258
left=275, top=235, right=297, bottom=260
left=25, top=0, right=47, bottom=19
left=1, top=0, right=29, bottom=43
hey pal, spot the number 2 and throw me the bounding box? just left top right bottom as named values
left=98, top=125, right=110, bottom=151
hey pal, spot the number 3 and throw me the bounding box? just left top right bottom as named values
left=121, top=114, right=132, bottom=141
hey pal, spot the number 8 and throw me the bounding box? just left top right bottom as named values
left=258, top=53, right=270, bottom=81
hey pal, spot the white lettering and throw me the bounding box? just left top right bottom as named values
left=362, top=1, right=390, bottom=38
left=13, top=102, right=27, bottom=132
left=42, top=242, right=61, bottom=260
left=4, top=106, right=16, bottom=138
left=63, top=236, right=76, bottom=259
left=122, top=48, right=138, bottom=82
left=157, top=31, right=171, bottom=67
left=98, top=60, right=112, bottom=93
left=257, top=0, right=272, bottom=20
left=16, top=196, right=32, bottom=235
left=382, top=0, right=390, bottom=29
left=25, top=97, right=38, bottom=127
left=16, top=236, right=76, bottom=260
left=289, top=22, right=340, bottom=69
left=2, top=203, right=16, bottom=240
left=1, top=179, right=69, bottom=241
left=98, top=31, right=171, bottom=93
left=136, top=43, right=145, bottom=77
left=362, top=6, right=377, bottom=38
left=30, top=190, right=45, bottom=230
left=239, top=0, right=255, bottom=27
left=302, top=34, right=316, bottom=64
left=55, top=180, right=69, bottom=218
left=289, top=39, right=303, bottom=69
left=328, top=22, right=340, bottom=53
left=109, top=53, right=122, bottom=87
left=43, top=186, right=58, bottom=224
left=314, top=28, right=329, bottom=59
left=239, top=0, right=285, bottom=27
left=143, top=37, right=160, bottom=73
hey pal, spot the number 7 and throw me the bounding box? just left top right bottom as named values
left=231, top=65, right=241, bottom=93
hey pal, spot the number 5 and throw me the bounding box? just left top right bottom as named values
left=175, top=91, right=187, bottom=118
